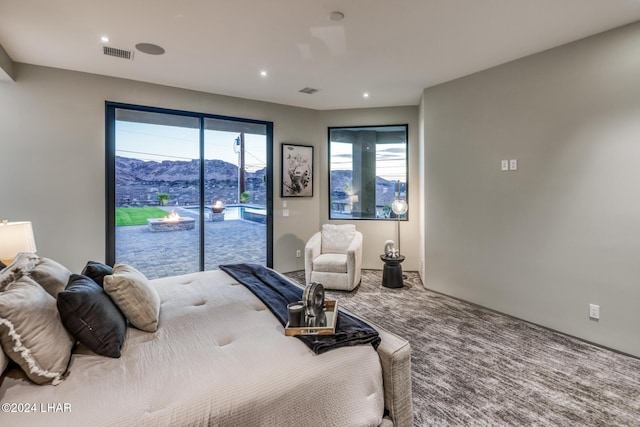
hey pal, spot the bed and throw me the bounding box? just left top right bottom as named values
left=0, top=256, right=412, bottom=427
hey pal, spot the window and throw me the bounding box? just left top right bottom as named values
left=328, top=125, right=408, bottom=220
left=105, top=102, right=273, bottom=278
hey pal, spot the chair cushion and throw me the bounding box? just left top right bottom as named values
left=312, top=253, right=348, bottom=274
left=321, top=224, right=356, bottom=254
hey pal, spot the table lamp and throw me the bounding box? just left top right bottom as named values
left=0, top=220, right=37, bottom=265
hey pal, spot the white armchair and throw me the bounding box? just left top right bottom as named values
left=304, top=224, right=363, bottom=291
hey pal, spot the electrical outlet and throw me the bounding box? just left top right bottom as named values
left=589, top=304, right=600, bottom=320
left=501, top=160, right=509, bottom=171
left=283, top=209, right=289, bottom=217
left=509, top=159, right=518, bottom=170
left=296, top=250, right=302, bottom=258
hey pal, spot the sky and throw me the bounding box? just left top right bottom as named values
left=116, top=121, right=266, bottom=172
left=116, top=121, right=406, bottom=181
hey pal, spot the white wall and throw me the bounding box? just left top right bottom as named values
left=421, top=22, right=640, bottom=356
left=0, top=63, right=419, bottom=274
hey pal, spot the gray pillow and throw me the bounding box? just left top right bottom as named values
left=103, top=264, right=160, bottom=332
left=28, top=257, right=72, bottom=298
left=0, top=252, right=39, bottom=292
left=0, top=347, right=8, bottom=375
left=0, top=276, right=74, bottom=385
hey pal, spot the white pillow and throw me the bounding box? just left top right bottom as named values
left=103, top=264, right=160, bottom=332
left=321, top=224, right=356, bottom=254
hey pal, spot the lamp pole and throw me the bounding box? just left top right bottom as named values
left=391, top=180, right=408, bottom=256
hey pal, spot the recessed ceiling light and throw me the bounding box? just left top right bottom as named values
left=328, top=11, right=345, bottom=22
left=135, top=43, right=165, bottom=55
left=100, top=36, right=109, bottom=44
left=363, top=92, right=370, bottom=98
left=260, top=70, right=268, bottom=77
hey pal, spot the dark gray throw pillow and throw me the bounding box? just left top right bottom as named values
left=57, top=274, right=126, bottom=358
left=80, top=261, right=113, bottom=287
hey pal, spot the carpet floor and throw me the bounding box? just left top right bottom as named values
left=284, top=269, right=640, bottom=426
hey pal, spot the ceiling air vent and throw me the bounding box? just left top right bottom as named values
left=103, top=46, right=134, bottom=60
left=299, top=87, right=319, bottom=95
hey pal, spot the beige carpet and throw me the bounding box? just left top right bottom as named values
left=284, top=269, right=640, bottom=426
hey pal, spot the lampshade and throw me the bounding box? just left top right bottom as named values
left=0, top=220, right=37, bottom=262
left=391, top=199, right=408, bottom=215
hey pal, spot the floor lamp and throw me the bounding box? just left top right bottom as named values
left=391, top=181, right=408, bottom=256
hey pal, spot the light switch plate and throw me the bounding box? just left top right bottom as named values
left=509, top=159, right=518, bottom=170
left=283, top=209, right=289, bottom=217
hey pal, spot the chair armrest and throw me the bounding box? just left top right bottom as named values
left=346, top=231, right=363, bottom=286
left=304, top=232, right=322, bottom=285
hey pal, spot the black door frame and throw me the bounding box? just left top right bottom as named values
left=105, top=101, right=273, bottom=270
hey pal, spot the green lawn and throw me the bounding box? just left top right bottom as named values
left=116, top=207, right=169, bottom=226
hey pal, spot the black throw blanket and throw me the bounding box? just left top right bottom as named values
left=219, top=263, right=380, bottom=354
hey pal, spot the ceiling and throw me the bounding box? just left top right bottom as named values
left=1, top=1, right=640, bottom=110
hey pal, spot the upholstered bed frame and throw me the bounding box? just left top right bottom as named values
left=0, top=257, right=412, bottom=426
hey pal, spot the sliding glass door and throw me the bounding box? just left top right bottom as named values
left=106, top=103, right=273, bottom=279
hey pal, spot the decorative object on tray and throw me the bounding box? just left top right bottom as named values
left=284, top=281, right=333, bottom=334
left=303, top=281, right=324, bottom=317
left=287, top=300, right=304, bottom=327
left=285, top=300, right=337, bottom=336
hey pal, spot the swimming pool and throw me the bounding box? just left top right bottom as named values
left=183, top=204, right=267, bottom=224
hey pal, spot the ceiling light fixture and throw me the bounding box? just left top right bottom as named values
left=363, top=92, right=370, bottom=98
left=100, top=36, right=109, bottom=44
left=328, top=11, right=344, bottom=22
left=135, top=43, right=165, bottom=55
left=299, top=87, right=319, bottom=95
left=260, top=70, right=268, bottom=77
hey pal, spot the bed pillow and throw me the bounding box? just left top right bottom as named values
left=57, top=274, right=127, bottom=358
left=0, top=276, right=74, bottom=385
left=0, top=347, right=8, bottom=375
left=103, top=264, right=160, bottom=332
left=81, top=261, right=113, bottom=287
left=0, top=252, right=39, bottom=291
left=28, top=257, right=72, bottom=298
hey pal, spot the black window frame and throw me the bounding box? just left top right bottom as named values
left=327, top=124, right=409, bottom=221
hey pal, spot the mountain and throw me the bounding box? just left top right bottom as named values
left=115, top=156, right=265, bottom=206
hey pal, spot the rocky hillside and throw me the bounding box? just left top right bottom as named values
left=115, top=156, right=265, bottom=207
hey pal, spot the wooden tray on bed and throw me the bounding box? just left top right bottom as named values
left=285, top=300, right=338, bottom=336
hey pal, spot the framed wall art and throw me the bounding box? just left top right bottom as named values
left=281, top=143, right=313, bottom=197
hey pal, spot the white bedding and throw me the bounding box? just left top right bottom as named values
left=0, top=270, right=384, bottom=426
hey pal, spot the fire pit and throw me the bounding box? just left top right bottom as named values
left=147, top=210, right=195, bottom=232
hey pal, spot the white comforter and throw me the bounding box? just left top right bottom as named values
left=0, top=270, right=384, bottom=426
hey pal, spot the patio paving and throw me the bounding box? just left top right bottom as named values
left=115, top=207, right=266, bottom=279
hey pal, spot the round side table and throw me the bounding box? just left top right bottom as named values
left=380, top=254, right=406, bottom=288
